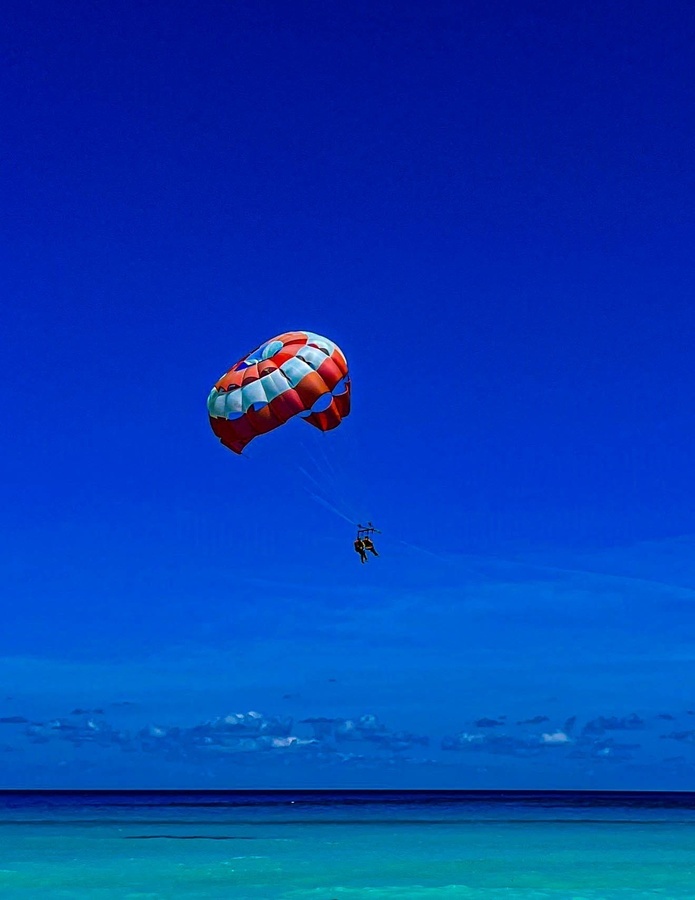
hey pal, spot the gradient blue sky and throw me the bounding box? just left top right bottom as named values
left=2, top=0, right=695, bottom=789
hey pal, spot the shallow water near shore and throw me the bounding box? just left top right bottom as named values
left=1, top=791, right=693, bottom=898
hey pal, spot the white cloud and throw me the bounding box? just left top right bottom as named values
left=541, top=731, right=570, bottom=744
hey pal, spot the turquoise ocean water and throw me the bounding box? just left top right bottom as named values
left=0, top=791, right=694, bottom=898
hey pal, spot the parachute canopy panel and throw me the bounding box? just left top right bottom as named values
left=208, top=330, right=351, bottom=454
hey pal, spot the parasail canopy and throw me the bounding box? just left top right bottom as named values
left=208, top=330, right=350, bottom=454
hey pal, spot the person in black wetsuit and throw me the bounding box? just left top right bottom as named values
left=354, top=537, right=368, bottom=563
left=362, top=535, right=379, bottom=557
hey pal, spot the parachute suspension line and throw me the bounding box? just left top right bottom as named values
left=314, top=439, right=360, bottom=513
left=309, top=428, right=372, bottom=524
left=295, top=434, right=362, bottom=525
left=297, top=461, right=360, bottom=526
left=296, top=464, right=325, bottom=492
left=298, top=435, right=344, bottom=491
left=325, top=424, right=375, bottom=524
left=302, top=488, right=357, bottom=525
left=312, top=437, right=339, bottom=480
left=234, top=441, right=357, bottom=527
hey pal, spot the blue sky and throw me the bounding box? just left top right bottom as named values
left=2, top=0, right=695, bottom=789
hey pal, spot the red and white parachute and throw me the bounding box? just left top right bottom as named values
left=207, top=330, right=350, bottom=455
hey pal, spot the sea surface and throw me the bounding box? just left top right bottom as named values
left=0, top=790, right=694, bottom=898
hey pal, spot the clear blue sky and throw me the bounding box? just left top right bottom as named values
left=2, top=0, right=695, bottom=789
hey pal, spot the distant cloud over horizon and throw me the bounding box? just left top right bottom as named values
left=1, top=698, right=693, bottom=786
left=581, top=714, right=645, bottom=735
left=15, top=708, right=431, bottom=770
